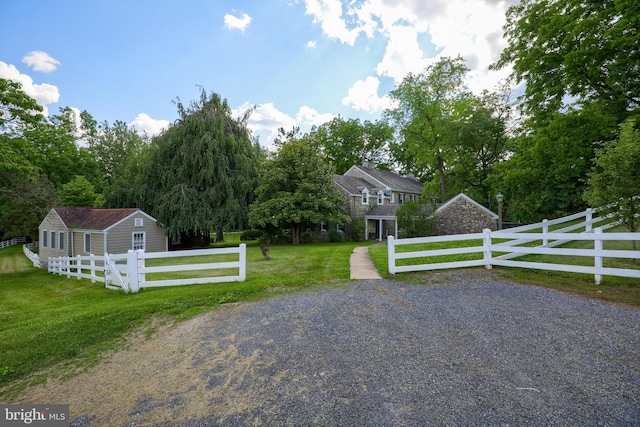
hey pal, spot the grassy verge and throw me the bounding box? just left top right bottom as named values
left=0, top=241, right=362, bottom=399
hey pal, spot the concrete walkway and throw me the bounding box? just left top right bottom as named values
left=350, top=246, right=382, bottom=280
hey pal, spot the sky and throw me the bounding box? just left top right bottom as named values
left=0, top=0, right=517, bottom=146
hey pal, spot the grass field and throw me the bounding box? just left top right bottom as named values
left=0, top=240, right=365, bottom=399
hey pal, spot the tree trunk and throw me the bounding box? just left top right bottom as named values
left=292, top=225, right=301, bottom=246
left=216, top=228, right=224, bottom=242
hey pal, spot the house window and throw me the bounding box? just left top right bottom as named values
left=133, top=232, right=145, bottom=251
left=135, top=218, right=143, bottom=227
left=398, top=193, right=405, bottom=205
left=59, top=232, right=64, bottom=250
left=84, top=233, right=91, bottom=253
left=50, top=231, right=56, bottom=250
left=390, top=192, right=395, bottom=203
left=42, top=230, right=47, bottom=248
left=377, top=191, right=384, bottom=205
left=362, top=189, right=369, bottom=205
left=320, top=222, right=327, bottom=232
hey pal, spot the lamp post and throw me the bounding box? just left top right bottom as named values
left=496, top=192, right=504, bottom=230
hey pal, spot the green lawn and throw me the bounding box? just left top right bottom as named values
left=0, top=240, right=364, bottom=399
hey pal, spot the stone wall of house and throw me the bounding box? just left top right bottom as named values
left=346, top=195, right=372, bottom=218
left=433, top=197, right=497, bottom=235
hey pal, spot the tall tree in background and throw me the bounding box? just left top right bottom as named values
left=308, top=117, right=393, bottom=174
left=142, top=89, right=259, bottom=245
left=584, top=117, right=640, bottom=245
left=87, top=120, right=151, bottom=207
left=493, top=0, right=639, bottom=121
left=249, top=129, right=347, bottom=245
left=385, top=57, right=469, bottom=198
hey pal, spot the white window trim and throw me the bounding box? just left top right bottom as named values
left=50, top=231, right=56, bottom=250
left=377, top=190, right=384, bottom=205
left=59, top=232, right=65, bottom=250
left=132, top=232, right=146, bottom=251
left=135, top=218, right=143, bottom=227
left=362, top=188, right=369, bottom=205
left=42, top=230, right=47, bottom=248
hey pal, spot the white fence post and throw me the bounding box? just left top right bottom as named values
left=76, top=255, right=82, bottom=279
left=127, top=250, right=140, bottom=293
left=542, top=219, right=549, bottom=245
left=89, top=254, right=96, bottom=283
left=586, top=208, right=593, bottom=232
left=483, top=229, right=493, bottom=269
left=388, top=235, right=396, bottom=274
left=239, top=244, right=247, bottom=281
left=594, top=228, right=603, bottom=285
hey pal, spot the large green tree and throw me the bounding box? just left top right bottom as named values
left=385, top=57, right=469, bottom=198
left=493, top=0, right=639, bottom=120
left=142, top=89, right=259, bottom=244
left=308, top=117, right=393, bottom=174
left=584, top=117, right=640, bottom=243
left=249, top=129, right=347, bottom=245
left=496, top=103, right=618, bottom=222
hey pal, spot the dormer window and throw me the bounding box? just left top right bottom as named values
left=377, top=190, right=384, bottom=205
left=362, top=188, right=370, bottom=205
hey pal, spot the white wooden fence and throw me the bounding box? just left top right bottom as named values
left=1, top=237, right=26, bottom=249
left=388, top=206, right=640, bottom=284
left=23, top=244, right=40, bottom=267
left=47, top=245, right=247, bottom=293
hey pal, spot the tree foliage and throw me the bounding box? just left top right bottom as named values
left=308, top=117, right=393, bottom=174
left=493, top=0, right=640, bottom=119
left=249, top=129, right=347, bottom=245
left=396, top=200, right=435, bottom=238
left=59, top=176, right=101, bottom=207
left=142, top=89, right=259, bottom=243
left=584, top=117, right=640, bottom=237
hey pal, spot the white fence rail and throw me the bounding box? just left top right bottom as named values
left=2, top=237, right=26, bottom=249
left=46, top=245, right=247, bottom=293
left=388, top=228, right=640, bottom=284
left=23, top=244, right=40, bottom=267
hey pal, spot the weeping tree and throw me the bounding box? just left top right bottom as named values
left=142, top=88, right=259, bottom=246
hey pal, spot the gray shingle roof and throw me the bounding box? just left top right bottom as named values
left=333, top=174, right=378, bottom=195
left=349, top=166, right=423, bottom=193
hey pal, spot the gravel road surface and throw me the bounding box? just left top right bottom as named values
left=18, top=270, right=640, bottom=426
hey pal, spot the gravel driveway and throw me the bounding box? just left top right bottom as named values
left=19, top=270, right=640, bottom=426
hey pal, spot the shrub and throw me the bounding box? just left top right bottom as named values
left=240, top=230, right=264, bottom=241
left=328, top=230, right=344, bottom=242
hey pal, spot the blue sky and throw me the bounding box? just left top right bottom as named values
left=0, top=0, right=516, bottom=146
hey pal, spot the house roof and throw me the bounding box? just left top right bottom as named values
left=336, top=166, right=423, bottom=195
left=53, top=207, right=142, bottom=230
left=365, top=204, right=400, bottom=218
left=333, top=174, right=377, bottom=195
left=346, top=166, right=423, bottom=193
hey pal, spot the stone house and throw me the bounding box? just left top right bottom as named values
left=38, top=207, right=167, bottom=269
left=333, top=166, right=498, bottom=239
left=433, top=193, right=499, bottom=235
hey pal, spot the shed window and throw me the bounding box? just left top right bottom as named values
left=84, top=233, right=91, bottom=253
left=59, top=232, right=64, bottom=250
left=50, top=231, right=56, bottom=250
left=135, top=218, right=143, bottom=227
left=42, top=230, right=47, bottom=248
left=133, top=232, right=145, bottom=251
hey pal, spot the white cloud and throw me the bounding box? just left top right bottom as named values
left=303, top=0, right=514, bottom=101
left=22, top=50, right=60, bottom=73
left=342, top=76, right=392, bottom=113
left=307, top=40, right=317, bottom=48
left=303, top=0, right=364, bottom=45
left=129, top=113, right=170, bottom=136
left=224, top=12, right=252, bottom=33
left=235, top=102, right=336, bottom=147
left=0, top=61, right=60, bottom=115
